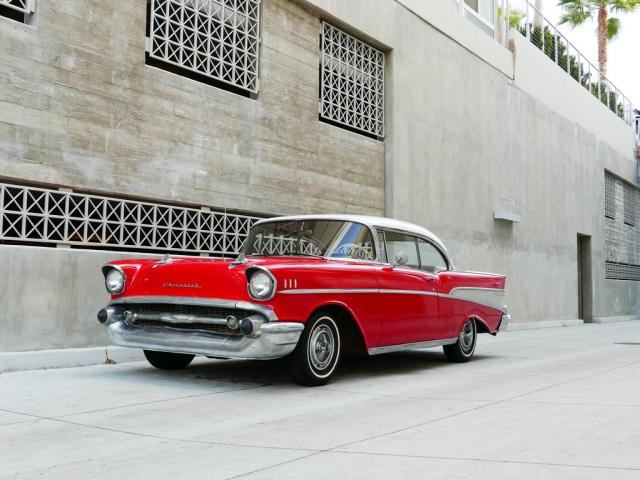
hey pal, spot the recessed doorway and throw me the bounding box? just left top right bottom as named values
left=577, top=234, right=593, bottom=321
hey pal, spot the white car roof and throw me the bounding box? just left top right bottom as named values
left=253, top=214, right=450, bottom=259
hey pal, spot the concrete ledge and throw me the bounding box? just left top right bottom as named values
left=0, top=346, right=144, bottom=373
left=591, top=315, right=640, bottom=324
left=506, top=319, right=584, bottom=331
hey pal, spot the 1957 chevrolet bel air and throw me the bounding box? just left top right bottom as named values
left=97, top=214, right=509, bottom=385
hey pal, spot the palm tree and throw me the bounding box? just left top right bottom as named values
left=558, top=0, right=640, bottom=82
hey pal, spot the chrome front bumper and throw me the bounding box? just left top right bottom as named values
left=106, top=320, right=304, bottom=360
left=98, top=297, right=304, bottom=360
left=498, top=313, right=511, bottom=332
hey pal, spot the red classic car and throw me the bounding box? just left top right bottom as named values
left=97, top=215, right=509, bottom=385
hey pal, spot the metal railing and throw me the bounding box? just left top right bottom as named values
left=504, top=0, right=634, bottom=126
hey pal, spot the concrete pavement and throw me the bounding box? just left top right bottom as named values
left=1, top=322, right=639, bottom=479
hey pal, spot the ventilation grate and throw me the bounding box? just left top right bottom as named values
left=320, top=22, right=385, bottom=138
left=147, top=0, right=261, bottom=93
left=605, top=261, right=640, bottom=281
left=604, top=173, right=615, bottom=219
left=0, top=182, right=264, bottom=255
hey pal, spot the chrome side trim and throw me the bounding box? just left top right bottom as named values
left=441, top=287, right=507, bottom=313
left=461, top=270, right=504, bottom=277
left=381, top=289, right=437, bottom=296
left=109, top=296, right=278, bottom=322
left=279, top=288, right=437, bottom=296
left=107, top=320, right=304, bottom=360
left=368, top=337, right=458, bottom=355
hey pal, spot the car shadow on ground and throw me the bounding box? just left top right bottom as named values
left=117, top=350, right=496, bottom=387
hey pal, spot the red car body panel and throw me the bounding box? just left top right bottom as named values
left=108, top=255, right=506, bottom=351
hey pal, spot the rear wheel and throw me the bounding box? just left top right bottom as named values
left=443, top=318, right=477, bottom=363
left=289, top=313, right=341, bottom=386
left=143, top=350, right=194, bottom=370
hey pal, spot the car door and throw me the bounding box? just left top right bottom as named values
left=376, top=230, right=440, bottom=346
left=417, top=238, right=451, bottom=339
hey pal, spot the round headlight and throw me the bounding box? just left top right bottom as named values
left=105, top=268, right=125, bottom=294
left=248, top=270, right=274, bottom=300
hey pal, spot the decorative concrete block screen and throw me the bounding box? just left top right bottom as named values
left=623, top=183, right=635, bottom=226
left=0, top=0, right=33, bottom=13
left=604, top=173, right=615, bottom=219
left=605, top=262, right=640, bottom=281
left=147, top=0, right=261, bottom=93
left=0, top=182, right=264, bottom=256
left=320, top=22, right=385, bottom=138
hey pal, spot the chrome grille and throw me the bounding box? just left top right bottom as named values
left=123, top=303, right=261, bottom=335
left=134, top=319, right=239, bottom=335
left=132, top=303, right=254, bottom=320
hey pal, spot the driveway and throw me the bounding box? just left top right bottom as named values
left=1, top=322, right=639, bottom=479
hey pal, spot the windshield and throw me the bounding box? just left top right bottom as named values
left=243, top=220, right=376, bottom=261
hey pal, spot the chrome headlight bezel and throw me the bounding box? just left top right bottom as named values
left=247, top=267, right=276, bottom=300
left=104, top=266, right=126, bottom=295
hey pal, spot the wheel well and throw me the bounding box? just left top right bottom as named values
left=472, top=316, right=490, bottom=334
left=310, top=305, right=367, bottom=355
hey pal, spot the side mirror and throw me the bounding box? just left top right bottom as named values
left=393, top=251, right=409, bottom=267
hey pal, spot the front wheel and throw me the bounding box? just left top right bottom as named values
left=143, top=350, right=194, bottom=370
left=289, top=314, right=341, bottom=386
left=443, top=318, right=477, bottom=363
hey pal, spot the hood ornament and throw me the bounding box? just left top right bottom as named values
left=152, top=254, right=172, bottom=268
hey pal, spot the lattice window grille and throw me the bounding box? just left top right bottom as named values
left=148, top=0, right=261, bottom=93
left=623, top=183, right=636, bottom=226
left=0, top=0, right=34, bottom=14
left=320, top=22, right=385, bottom=138
left=0, top=182, right=263, bottom=256
left=605, top=261, right=640, bottom=281
left=604, top=174, right=615, bottom=219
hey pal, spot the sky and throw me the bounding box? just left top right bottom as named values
left=541, top=2, right=640, bottom=109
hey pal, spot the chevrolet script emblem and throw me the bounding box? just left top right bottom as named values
left=162, top=283, right=202, bottom=289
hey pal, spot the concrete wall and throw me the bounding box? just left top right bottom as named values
left=0, top=246, right=130, bottom=351
left=298, top=0, right=639, bottom=324
left=0, top=0, right=638, bottom=351
left=0, top=0, right=384, bottom=216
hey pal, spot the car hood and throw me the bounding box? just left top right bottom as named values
left=109, top=257, right=248, bottom=300
left=107, top=256, right=330, bottom=301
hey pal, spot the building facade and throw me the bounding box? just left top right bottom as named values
left=0, top=0, right=638, bottom=352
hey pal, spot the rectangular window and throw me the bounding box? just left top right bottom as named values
left=384, top=231, right=420, bottom=269
left=604, top=174, right=615, bottom=219
left=623, top=183, right=636, bottom=226
left=417, top=239, right=448, bottom=273
left=147, top=0, right=261, bottom=95
left=320, top=22, right=385, bottom=139
left=0, top=0, right=34, bottom=23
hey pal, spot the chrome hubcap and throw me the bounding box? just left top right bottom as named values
left=309, top=324, right=335, bottom=371
left=460, top=320, right=475, bottom=353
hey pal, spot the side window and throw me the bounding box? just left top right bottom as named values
left=327, top=222, right=376, bottom=261
left=418, top=240, right=448, bottom=273
left=384, top=231, right=420, bottom=269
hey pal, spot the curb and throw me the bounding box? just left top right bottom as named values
left=591, top=315, right=640, bottom=324
left=0, top=346, right=145, bottom=373
left=505, top=319, right=584, bottom=331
